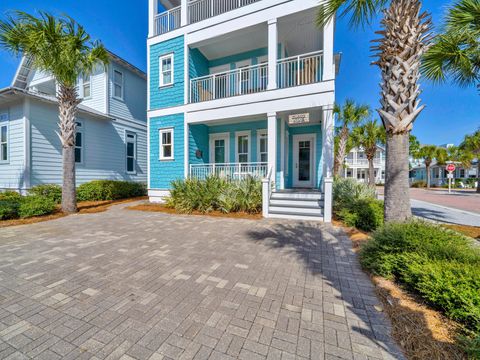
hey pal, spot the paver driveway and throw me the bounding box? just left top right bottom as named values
left=0, top=203, right=403, bottom=360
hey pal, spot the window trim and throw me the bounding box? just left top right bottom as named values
left=159, top=128, right=174, bottom=161
left=257, top=129, right=268, bottom=164
left=159, top=53, right=174, bottom=88
left=82, top=74, right=92, bottom=99
left=125, top=131, right=137, bottom=174
left=235, top=130, right=251, bottom=164
left=75, top=121, right=84, bottom=165
left=113, top=69, right=124, bottom=100
left=0, top=113, right=9, bottom=164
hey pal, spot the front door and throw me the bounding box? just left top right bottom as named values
left=293, top=135, right=315, bottom=188
left=209, top=133, right=230, bottom=164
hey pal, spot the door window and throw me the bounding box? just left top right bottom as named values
left=214, top=139, right=226, bottom=164
left=298, top=141, right=311, bottom=181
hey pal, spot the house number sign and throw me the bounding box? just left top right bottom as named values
left=289, top=113, right=310, bottom=125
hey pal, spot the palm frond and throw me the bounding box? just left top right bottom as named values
left=316, top=0, right=388, bottom=29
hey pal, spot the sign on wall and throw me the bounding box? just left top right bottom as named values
left=289, top=113, right=310, bottom=125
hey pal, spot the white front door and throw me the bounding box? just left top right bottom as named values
left=293, top=134, right=315, bottom=188
left=209, top=133, right=230, bottom=164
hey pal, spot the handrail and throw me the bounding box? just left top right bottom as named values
left=154, top=6, right=181, bottom=35
left=277, top=50, right=324, bottom=63
left=190, top=62, right=266, bottom=81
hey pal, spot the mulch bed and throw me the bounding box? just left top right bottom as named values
left=127, top=203, right=262, bottom=220
left=443, top=224, right=480, bottom=240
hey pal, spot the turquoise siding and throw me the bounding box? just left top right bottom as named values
left=189, top=124, right=209, bottom=165
left=150, top=113, right=185, bottom=189
left=150, top=36, right=185, bottom=109
left=189, top=49, right=209, bottom=79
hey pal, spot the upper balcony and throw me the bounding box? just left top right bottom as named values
left=154, top=0, right=262, bottom=36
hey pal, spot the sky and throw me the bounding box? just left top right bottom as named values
left=0, top=0, right=478, bottom=145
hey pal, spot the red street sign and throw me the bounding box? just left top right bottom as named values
left=446, top=164, right=456, bottom=173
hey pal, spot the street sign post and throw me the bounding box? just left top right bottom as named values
left=446, top=164, right=456, bottom=194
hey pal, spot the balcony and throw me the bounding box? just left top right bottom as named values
left=154, top=6, right=182, bottom=36
left=190, top=162, right=268, bottom=180
left=345, top=158, right=383, bottom=166
left=190, top=51, right=323, bottom=103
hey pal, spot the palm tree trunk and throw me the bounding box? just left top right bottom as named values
left=384, top=133, right=412, bottom=222
left=477, top=161, right=480, bottom=193
left=57, top=85, right=80, bottom=214
left=368, top=158, right=375, bottom=187
left=334, top=127, right=348, bottom=176
left=426, top=165, right=431, bottom=188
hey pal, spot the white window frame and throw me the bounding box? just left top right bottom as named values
left=257, top=130, right=268, bottom=164
left=209, top=133, right=230, bottom=164
left=235, top=131, right=251, bottom=163
left=125, top=131, right=137, bottom=174
left=75, top=121, right=84, bottom=165
left=159, top=53, right=174, bottom=87
left=0, top=113, right=9, bottom=163
left=82, top=74, right=92, bottom=99
left=159, top=128, right=174, bottom=161
left=113, top=69, right=124, bottom=100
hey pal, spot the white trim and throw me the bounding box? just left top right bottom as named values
left=285, top=129, right=290, bottom=176
left=256, top=129, right=268, bottom=163
left=159, top=127, right=174, bottom=160
left=125, top=131, right=137, bottom=175
left=112, top=69, right=124, bottom=100
left=235, top=130, right=251, bottom=163
left=105, top=65, right=110, bottom=114
left=292, top=133, right=316, bottom=188
left=184, top=122, right=189, bottom=178
left=209, top=132, right=230, bottom=163
left=280, top=119, right=285, bottom=189
left=0, top=112, right=9, bottom=164
left=82, top=74, right=92, bottom=100
left=23, top=99, right=31, bottom=189
left=148, top=189, right=170, bottom=203
left=159, top=53, right=174, bottom=87
left=147, top=116, right=151, bottom=188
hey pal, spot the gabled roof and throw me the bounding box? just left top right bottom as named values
left=0, top=87, right=113, bottom=120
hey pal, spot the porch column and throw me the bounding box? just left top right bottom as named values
left=322, top=106, right=334, bottom=223
left=184, top=122, right=190, bottom=178
left=268, top=19, right=278, bottom=90
left=148, top=0, right=158, bottom=38
left=280, top=119, right=285, bottom=189
left=322, top=18, right=335, bottom=81
left=181, top=0, right=188, bottom=27
left=268, top=113, right=277, bottom=187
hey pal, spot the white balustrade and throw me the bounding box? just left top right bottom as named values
left=190, top=163, right=268, bottom=181
left=188, top=0, right=260, bottom=24
left=155, top=6, right=181, bottom=35
left=277, top=51, right=323, bottom=88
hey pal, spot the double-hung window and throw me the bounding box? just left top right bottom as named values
left=257, top=130, right=268, bottom=163
left=75, top=122, right=83, bottom=164
left=113, top=70, right=124, bottom=100
left=236, top=131, right=250, bottom=164
left=83, top=75, right=91, bottom=98
left=159, top=128, right=174, bottom=160
left=126, top=132, right=137, bottom=174
left=160, top=54, right=174, bottom=87
left=0, top=113, right=8, bottom=163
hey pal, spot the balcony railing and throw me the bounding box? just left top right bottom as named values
left=345, top=159, right=383, bottom=166
left=190, top=63, right=268, bottom=103
left=155, top=6, right=181, bottom=35
left=188, top=0, right=261, bottom=24
left=190, top=162, right=268, bottom=181
left=277, top=51, right=323, bottom=89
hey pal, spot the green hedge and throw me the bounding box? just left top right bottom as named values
left=29, top=184, right=62, bottom=204
left=166, top=176, right=262, bottom=214
left=360, top=221, right=480, bottom=344
left=77, top=180, right=146, bottom=201
left=18, top=196, right=56, bottom=218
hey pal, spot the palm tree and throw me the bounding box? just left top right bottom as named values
left=416, top=145, right=442, bottom=188
left=318, top=0, right=432, bottom=222
left=333, top=100, right=370, bottom=176
left=351, top=120, right=386, bottom=186
left=0, top=11, right=108, bottom=213
left=422, top=0, right=480, bottom=90
left=460, top=129, right=480, bottom=192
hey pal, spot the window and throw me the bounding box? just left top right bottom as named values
left=126, top=132, right=137, bottom=173
left=75, top=122, right=83, bottom=164
left=257, top=130, right=268, bottom=163
left=0, top=113, right=8, bottom=162
left=83, top=75, right=91, bottom=98
left=159, top=128, right=174, bottom=160
left=160, top=54, right=174, bottom=87
left=236, top=131, right=250, bottom=164
left=113, top=70, right=124, bottom=99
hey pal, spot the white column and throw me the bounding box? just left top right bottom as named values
left=181, top=0, right=188, bottom=27
left=280, top=119, right=285, bottom=189
left=268, top=112, right=277, bottom=187
left=322, top=106, right=335, bottom=180
left=322, top=18, right=335, bottom=81
left=148, top=0, right=158, bottom=38
left=184, top=122, right=189, bottom=178
left=268, top=19, right=278, bottom=90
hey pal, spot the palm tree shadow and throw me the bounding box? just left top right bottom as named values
left=246, top=221, right=461, bottom=358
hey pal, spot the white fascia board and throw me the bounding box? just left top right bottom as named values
left=147, top=0, right=322, bottom=47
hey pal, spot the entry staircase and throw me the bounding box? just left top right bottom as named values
left=268, top=190, right=324, bottom=221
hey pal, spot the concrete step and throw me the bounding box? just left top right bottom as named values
left=269, top=206, right=323, bottom=217
left=269, top=199, right=323, bottom=208
left=271, top=191, right=323, bottom=201
left=268, top=213, right=325, bottom=221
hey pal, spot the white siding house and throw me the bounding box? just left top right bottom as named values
left=344, top=146, right=386, bottom=184
left=0, top=52, right=147, bottom=193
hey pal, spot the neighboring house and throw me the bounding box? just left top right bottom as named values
left=343, top=146, right=386, bottom=184
left=0, top=52, right=147, bottom=193
left=147, top=0, right=337, bottom=221
left=411, top=159, right=479, bottom=187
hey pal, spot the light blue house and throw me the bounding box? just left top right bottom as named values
left=0, top=52, right=147, bottom=193
left=147, top=0, right=338, bottom=221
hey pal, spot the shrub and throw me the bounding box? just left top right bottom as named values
left=411, top=180, right=427, bottom=188
left=333, top=177, right=376, bottom=213
left=18, top=196, right=56, bottom=218
left=77, top=180, right=146, bottom=201
left=0, top=200, right=20, bottom=220
left=360, top=221, right=480, bottom=332
left=218, top=176, right=262, bottom=214
left=29, top=184, right=62, bottom=204
left=0, top=191, right=22, bottom=201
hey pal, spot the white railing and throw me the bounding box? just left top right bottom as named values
left=277, top=51, right=323, bottom=89
left=188, top=0, right=260, bottom=24
left=190, top=63, right=268, bottom=103
left=155, top=6, right=181, bottom=35
left=190, top=162, right=268, bottom=181
left=345, top=159, right=383, bottom=166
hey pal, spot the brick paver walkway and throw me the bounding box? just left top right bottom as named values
left=0, top=204, right=403, bottom=360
